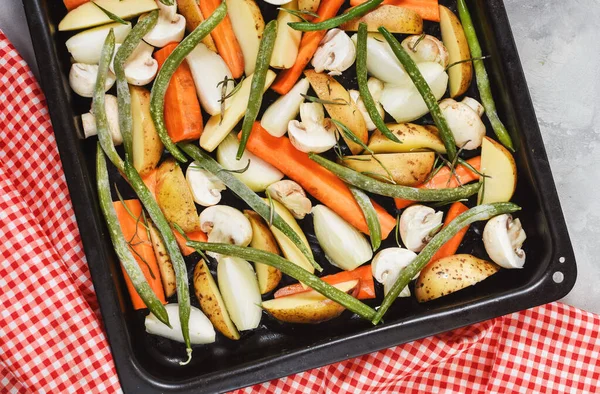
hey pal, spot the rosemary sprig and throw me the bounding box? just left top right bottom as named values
left=445, top=56, right=491, bottom=71
left=300, top=94, right=349, bottom=106
left=92, top=1, right=128, bottom=25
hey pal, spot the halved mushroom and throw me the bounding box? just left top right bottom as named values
left=110, top=42, right=158, bottom=86
left=372, top=247, right=417, bottom=297
left=266, top=180, right=312, bottom=220
left=312, top=29, right=356, bottom=76
left=287, top=102, right=337, bottom=153
left=185, top=163, right=226, bottom=207
left=81, top=94, right=123, bottom=145
left=439, top=97, right=486, bottom=150
left=142, top=0, right=186, bottom=48
left=348, top=77, right=385, bottom=131
left=401, top=34, right=449, bottom=67
left=483, top=214, right=526, bottom=269
left=400, top=205, right=443, bottom=252
left=69, top=63, right=115, bottom=98
left=199, top=205, right=253, bottom=249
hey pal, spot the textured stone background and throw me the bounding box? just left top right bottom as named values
left=1, top=0, right=599, bottom=313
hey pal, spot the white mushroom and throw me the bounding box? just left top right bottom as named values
left=81, top=94, right=123, bottom=145
left=266, top=180, right=312, bottom=220
left=199, top=206, right=253, bottom=254
left=110, top=42, right=158, bottom=86
left=312, top=29, right=356, bottom=76
left=142, top=0, right=186, bottom=48
left=439, top=97, right=486, bottom=150
left=348, top=77, right=385, bottom=131
left=287, top=102, right=337, bottom=153
left=401, top=34, right=449, bottom=67
left=372, top=248, right=418, bottom=297
left=185, top=163, right=226, bottom=207
left=69, top=63, right=115, bottom=98
left=400, top=205, right=444, bottom=252
left=483, top=214, right=526, bottom=269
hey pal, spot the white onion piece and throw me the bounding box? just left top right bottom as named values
left=145, top=304, right=215, bottom=344
left=261, top=78, right=310, bottom=137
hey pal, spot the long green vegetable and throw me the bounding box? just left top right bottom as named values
left=186, top=242, right=376, bottom=321
left=96, top=144, right=170, bottom=327
left=356, top=23, right=400, bottom=144
left=150, top=1, right=228, bottom=162
left=93, top=29, right=124, bottom=173
left=114, top=10, right=158, bottom=162
left=310, top=153, right=480, bottom=201
left=372, top=202, right=521, bottom=324
left=179, top=142, right=322, bottom=272
left=349, top=186, right=381, bottom=250
left=378, top=27, right=457, bottom=162
left=457, top=0, right=514, bottom=151
left=288, top=0, right=384, bottom=31
left=237, top=20, right=278, bottom=160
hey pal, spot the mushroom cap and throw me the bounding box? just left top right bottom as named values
left=288, top=119, right=337, bottom=153
left=312, top=29, right=356, bottom=76
left=185, top=164, right=226, bottom=207
left=401, top=34, right=449, bottom=68
left=142, top=2, right=186, bottom=48
left=399, top=205, right=444, bottom=252
left=199, top=205, right=253, bottom=247
left=266, top=180, right=312, bottom=220
left=483, top=214, right=526, bottom=269
left=439, top=98, right=486, bottom=150
left=69, top=63, right=115, bottom=98
left=372, top=247, right=417, bottom=297
left=111, top=42, right=158, bottom=86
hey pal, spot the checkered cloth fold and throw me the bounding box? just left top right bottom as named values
left=1, top=31, right=598, bottom=394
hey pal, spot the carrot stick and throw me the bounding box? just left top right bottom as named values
left=154, top=44, right=203, bottom=143
left=275, top=265, right=375, bottom=299
left=114, top=200, right=166, bottom=310
left=271, top=0, right=346, bottom=94
left=63, top=0, right=88, bottom=10
left=141, top=169, right=157, bottom=200
left=395, top=156, right=481, bottom=209
left=428, top=202, right=470, bottom=264
left=198, top=0, right=245, bottom=78
left=242, top=122, right=396, bottom=238
left=348, top=0, right=440, bottom=21
left=174, top=229, right=208, bottom=256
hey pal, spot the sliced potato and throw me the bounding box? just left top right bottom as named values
left=340, top=5, right=423, bottom=34
left=262, top=280, right=359, bottom=323
left=193, top=259, right=240, bottom=340
left=58, top=0, right=158, bottom=31
left=271, top=1, right=303, bottom=69
left=130, top=86, right=163, bottom=177
left=155, top=158, right=202, bottom=233
left=226, top=0, right=265, bottom=75
left=439, top=5, right=473, bottom=98
left=178, top=0, right=217, bottom=51
left=244, top=210, right=282, bottom=294
left=478, top=137, right=517, bottom=204
left=148, top=223, right=176, bottom=298
left=415, top=254, right=500, bottom=302
left=368, top=123, right=446, bottom=153
left=298, top=0, right=320, bottom=13
left=304, top=70, right=368, bottom=154
left=340, top=152, right=435, bottom=186
left=200, top=70, right=276, bottom=152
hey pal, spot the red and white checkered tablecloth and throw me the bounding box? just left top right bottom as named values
left=1, top=30, right=599, bottom=394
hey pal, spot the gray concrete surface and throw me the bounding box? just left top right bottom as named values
left=1, top=0, right=599, bottom=313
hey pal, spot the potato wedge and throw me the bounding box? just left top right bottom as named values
left=368, top=123, right=446, bottom=153
left=58, top=0, right=157, bottom=31
left=298, top=0, right=320, bottom=13
left=193, top=259, right=240, bottom=340
left=200, top=70, right=276, bottom=152
left=340, top=6, right=423, bottom=34
left=148, top=223, right=176, bottom=298
left=130, top=86, right=163, bottom=177
left=304, top=70, right=368, bottom=154
left=439, top=5, right=472, bottom=98
left=262, top=280, right=359, bottom=324
left=178, top=0, right=217, bottom=52
left=478, top=137, right=517, bottom=204
left=415, top=254, right=500, bottom=302
left=155, top=158, right=202, bottom=233
left=340, top=152, right=435, bottom=186
left=244, top=210, right=282, bottom=294
left=271, top=1, right=303, bottom=69
left=226, top=0, right=265, bottom=75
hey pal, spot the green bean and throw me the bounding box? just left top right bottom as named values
left=310, top=153, right=480, bottom=201
left=123, top=161, right=192, bottom=364
left=372, top=202, right=521, bottom=324
left=457, top=0, right=514, bottom=151
left=378, top=27, right=458, bottom=162
left=288, top=0, right=384, bottom=31
left=348, top=185, right=381, bottom=250
left=179, top=142, right=322, bottom=272
left=114, top=10, right=158, bottom=162
left=186, top=242, right=376, bottom=321
left=93, top=29, right=124, bottom=173
left=237, top=20, right=278, bottom=160
left=356, top=23, right=400, bottom=144
left=95, top=144, right=170, bottom=327
left=150, top=1, right=228, bottom=162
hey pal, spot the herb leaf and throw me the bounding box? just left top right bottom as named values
left=92, top=1, right=128, bottom=25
